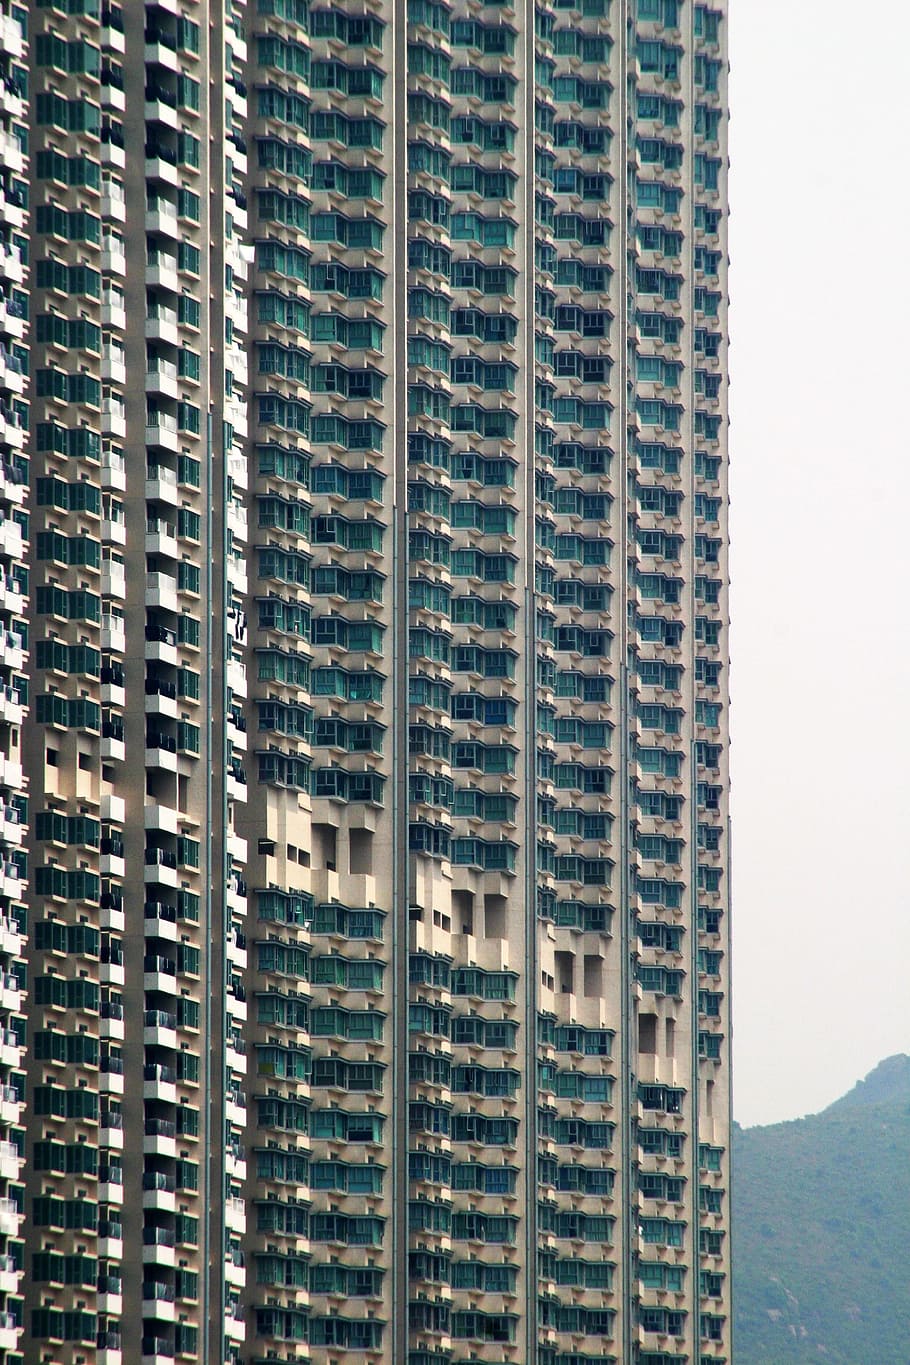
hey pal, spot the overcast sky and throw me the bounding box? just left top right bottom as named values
left=729, top=0, right=910, bottom=1127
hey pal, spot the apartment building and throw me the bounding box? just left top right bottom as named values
left=0, top=3, right=28, bottom=1363
left=12, top=0, right=731, bottom=1362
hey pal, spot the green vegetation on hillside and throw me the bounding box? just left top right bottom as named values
left=733, top=1056, right=910, bottom=1365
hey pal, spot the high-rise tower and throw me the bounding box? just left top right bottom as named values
left=14, top=0, right=731, bottom=1361
left=0, top=2, right=28, bottom=1361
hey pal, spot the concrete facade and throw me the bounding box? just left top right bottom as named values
left=10, top=0, right=730, bottom=1361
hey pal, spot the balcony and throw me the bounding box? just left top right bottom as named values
left=0, top=1029, right=21, bottom=1073
left=0, top=685, right=22, bottom=729
left=0, top=864, right=19, bottom=907
left=142, top=1227, right=176, bottom=1269
left=0, top=572, right=23, bottom=615
left=227, top=452, right=248, bottom=490
left=144, top=952, right=178, bottom=995
left=226, top=558, right=248, bottom=596
left=146, top=254, right=180, bottom=294
left=227, top=77, right=248, bottom=122
left=145, top=361, right=179, bottom=402
left=224, top=1257, right=246, bottom=1290
left=0, top=10, right=22, bottom=55
left=102, top=399, right=126, bottom=441
left=101, top=74, right=126, bottom=113
left=143, top=1117, right=177, bottom=1159
left=0, top=345, right=24, bottom=397
left=144, top=803, right=178, bottom=836
left=226, top=831, right=247, bottom=864
left=224, top=1196, right=246, bottom=1234
left=100, top=900, right=125, bottom=937
left=145, top=622, right=178, bottom=666
left=100, top=1075, right=125, bottom=1108
left=142, top=1280, right=176, bottom=1323
left=101, top=1000, right=125, bottom=1041
left=0, top=915, right=21, bottom=955
left=0, top=131, right=23, bottom=179
left=0, top=1141, right=20, bottom=1182
left=0, top=1254, right=19, bottom=1295
left=101, top=132, right=126, bottom=171
left=145, top=686, right=179, bottom=722
left=226, top=658, right=247, bottom=699
left=102, top=511, right=127, bottom=546
left=0, top=1314, right=19, bottom=1352
left=225, top=879, right=248, bottom=917
left=101, top=0, right=126, bottom=42
left=100, top=956, right=125, bottom=988
left=225, top=1149, right=247, bottom=1182
left=0, top=189, right=26, bottom=236
left=144, top=201, right=180, bottom=240
left=98, top=1164, right=125, bottom=1202
left=102, top=236, right=127, bottom=278
left=0, top=627, right=24, bottom=672
left=227, top=714, right=247, bottom=753
left=0, top=243, right=23, bottom=287
left=0, top=295, right=25, bottom=343
left=98, top=1220, right=124, bottom=1258
left=0, top=802, right=22, bottom=850
left=225, top=1041, right=247, bottom=1076
left=145, top=30, right=181, bottom=72
left=101, top=719, right=126, bottom=765
left=0, top=756, right=21, bottom=791
left=225, top=932, right=247, bottom=971
left=224, top=1313, right=246, bottom=1343
left=225, top=1095, right=247, bottom=1129
left=145, top=307, right=179, bottom=348
left=0, top=77, right=23, bottom=123
left=145, top=463, right=180, bottom=507
left=100, top=832, right=126, bottom=877
left=145, top=730, right=179, bottom=774
left=143, top=1007, right=178, bottom=1050
left=101, top=612, right=126, bottom=653
left=225, top=990, right=247, bottom=1023
left=102, top=347, right=127, bottom=386
left=225, top=395, right=248, bottom=439
left=145, top=516, right=180, bottom=559
left=226, top=500, right=248, bottom=540
left=102, top=558, right=126, bottom=600
left=0, top=409, right=24, bottom=453
left=0, top=975, right=20, bottom=1013
left=102, top=289, right=127, bottom=331
left=145, top=413, right=180, bottom=456
left=102, top=449, right=126, bottom=491
left=142, top=1171, right=176, bottom=1213
left=143, top=1061, right=177, bottom=1105
left=141, top=1335, right=176, bottom=1365
left=0, top=1197, right=20, bottom=1236
left=145, top=570, right=179, bottom=614
left=101, top=182, right=126, bottom=223
left=0, top=517, right=22, bottom=561
left=145, top=143, right=181, bottom=189
left=98, top=1294, right=124, bottom=1326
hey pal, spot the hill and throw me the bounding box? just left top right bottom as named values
left=824, top=1052, right=910, bottom=1113
left=734, top=1056, right=910, bottom=1364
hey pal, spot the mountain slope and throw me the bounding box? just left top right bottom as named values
left=824, top=1052, right=910, bottom=1113
left=733, top=1056, right=910, bottom=1365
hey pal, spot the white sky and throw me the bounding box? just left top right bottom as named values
left=729, top=0, right=910, bottom=1127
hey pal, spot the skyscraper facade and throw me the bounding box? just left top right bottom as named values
left=0, top=5, right=29, bottom=1363
left=7, top=0, right=730, bottom=1361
